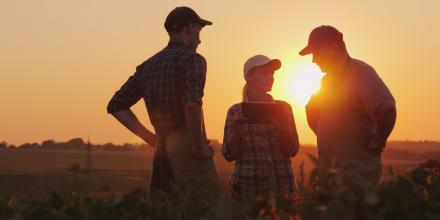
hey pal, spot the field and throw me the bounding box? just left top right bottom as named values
left=0, top=148, right=422, bottom=198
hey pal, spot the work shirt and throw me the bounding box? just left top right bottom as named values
left=107, top=40, right=207, bottom=137
left=307, top=58, right=394, bottom=183
left=106, top=40, right=210, bottom=197
left=222, top=98, right=299, bottom=195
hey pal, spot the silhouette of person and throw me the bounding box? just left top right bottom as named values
left=107, top=7, right=221, bottom=202
left=222, top=55, right=300, bottom=195
left=300, top=26, right=397, bottom=190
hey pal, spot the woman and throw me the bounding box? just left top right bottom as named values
left=222, top=54, right=300, bottom=196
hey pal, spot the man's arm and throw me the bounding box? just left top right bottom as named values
left=185, top=102, right=202, bottom=150
left=272, top=103, right=300, bottom=157
left=182, top=54, right=213, bottom=159
left=107, top=66, right=156, bottom=146
left=184, top=102, right=213, bottom=159
left=306, top=95, right=320, bottom=135
left=373, top=100, right=397, bottom=148
left=111, top=109, right=157, bottom=146
left=353, top=67, right=396, bottom=152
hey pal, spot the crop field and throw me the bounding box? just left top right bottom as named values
left=0, top=149, right=420, bottom=198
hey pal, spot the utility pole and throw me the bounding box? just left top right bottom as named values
left=84, top=135, right=93, bottom=173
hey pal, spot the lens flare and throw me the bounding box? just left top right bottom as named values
left=272, top=59, right=324, bottom=106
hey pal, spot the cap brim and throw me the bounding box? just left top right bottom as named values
left=198, top=18, right=212, bottom=27
left=299, top=46, right=312, bottom=56
left=261, top=59, right=282, bottom=72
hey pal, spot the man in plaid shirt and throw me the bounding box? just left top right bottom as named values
left=107, top=7, right=221, bottom=201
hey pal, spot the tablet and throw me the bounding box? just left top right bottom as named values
left=241, top=102, right=283, bottom=124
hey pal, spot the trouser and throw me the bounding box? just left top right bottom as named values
left=340, top=163, right=382, bottom=190
left=317, top=141, right=382, bottom=191
left=149, top=135, right=174, bottom=199
left=149, top=127, right=222, bottom=202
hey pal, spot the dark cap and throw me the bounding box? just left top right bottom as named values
left=164, top=7, right=212, bottom=32
left=299, top=25, right=344, bottom=56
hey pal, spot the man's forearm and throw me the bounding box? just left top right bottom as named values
left=111, top=109, right=157, bottom=146
left=375, top=101, right=397, bottom=145
left=305, top=102, right=320, bottom=135
left=184, top=102, right=203, bottom=151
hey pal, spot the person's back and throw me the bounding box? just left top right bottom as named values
left=121, top=41, right=206, bottom=137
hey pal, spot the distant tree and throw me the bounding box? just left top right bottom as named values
left=0, top=141, right=7, bottom=149
left=132, top=143, right=151, bottom=151
left=122, top=143, right=135, bottom=150
left=19, top=142, right=40, bottom=149
left=66, top=138, right=86, bottom=150
left=101, top=143, right=118, bottom=151
left=67, top=138, right=85, bottom=146
left=41, top=139, right=56, bottom=149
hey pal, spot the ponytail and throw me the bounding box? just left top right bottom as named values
left=242, top=83, right=248, bottom=101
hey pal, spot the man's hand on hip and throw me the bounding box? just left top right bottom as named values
left=192, top=141, right=215, bottom=159
left=111, top=109, right=157, bottom=147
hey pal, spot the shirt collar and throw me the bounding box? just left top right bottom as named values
left=167, top=39, right=188, bottom=48
left=326, top=56, right=352, bottom=82
left=244, top=93, right=275, bottom=103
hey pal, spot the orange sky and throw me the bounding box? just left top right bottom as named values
left=1, top=1, right=439, bottom=145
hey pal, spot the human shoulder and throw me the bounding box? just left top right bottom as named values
left=348, top=58, right=378, bottom=78
left=188, top=52, right=207, bottom=64
left=227, top=103, right=242, bottom=114
left=274, top=100, right=293, bottom=113
left=135, top=49, right=167, bottom=71
left=274, top=100, right=291, bottom=107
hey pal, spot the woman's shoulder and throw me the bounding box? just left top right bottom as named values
left=274, top=100, right=292, bottom=108
left=273, top=100, right=294, bottom=115
left=227, top=103, right=242, bottom=114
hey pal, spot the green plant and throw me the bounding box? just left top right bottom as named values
left=2, top=160, right=440, bottom=219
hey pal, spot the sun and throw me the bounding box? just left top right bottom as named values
left=272, top=59, right=324, bottom=106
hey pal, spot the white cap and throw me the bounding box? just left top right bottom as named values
left=243, top=55, right=281, bottom=78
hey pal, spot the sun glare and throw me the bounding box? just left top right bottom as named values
left=273, top=59, right=324, bottom=106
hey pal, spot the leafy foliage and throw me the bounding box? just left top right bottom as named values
left=1, top=160, right=440, bottom=219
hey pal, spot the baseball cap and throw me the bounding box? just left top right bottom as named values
left=299, top=25, right=344, bottom=56
left=164, top=7, right=212, bottom=32
left=243, top=55, right=281, bottom=78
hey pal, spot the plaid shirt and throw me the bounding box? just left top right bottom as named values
left=222, top=99, right=299, bottom=195
left=107, top=40, right=207, bottom=137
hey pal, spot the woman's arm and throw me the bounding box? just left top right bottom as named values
left=272, top=102, right=300, bottom=157
left=222, top=107, right=245, bottom=161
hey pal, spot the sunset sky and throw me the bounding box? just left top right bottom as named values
left=1, top=0, right=439, bottom=145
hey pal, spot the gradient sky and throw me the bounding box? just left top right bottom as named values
left=1, top=0, right=439, bottom=145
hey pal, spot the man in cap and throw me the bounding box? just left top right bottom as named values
left=107, top=6, right=222, bottom=201
left=300, top=26, right=397, bottom=190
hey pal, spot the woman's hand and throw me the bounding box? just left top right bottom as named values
left=222, top=111, right=247, bottom=161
